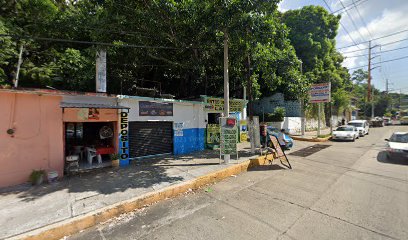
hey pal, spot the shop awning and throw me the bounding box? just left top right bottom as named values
left=60, top=102, right=130, bottom=110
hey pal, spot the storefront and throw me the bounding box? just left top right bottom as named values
left=201, top=96, right=247, bottom=147
left=118, top=95, right=206, bottom=159
left=61, top=97, right=129, bottom=171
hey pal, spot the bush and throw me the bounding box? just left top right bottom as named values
left=264, top=107, right=286, bottom=122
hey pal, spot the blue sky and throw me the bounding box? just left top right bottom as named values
left=278, top=0, right=408, bottom=94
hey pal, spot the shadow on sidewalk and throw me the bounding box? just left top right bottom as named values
left=0, top=147, right=256, bottom=202
left=248, top=164, right=286, bottom=171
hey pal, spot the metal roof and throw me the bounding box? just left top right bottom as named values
left=60, top=102, right=129, bottom=109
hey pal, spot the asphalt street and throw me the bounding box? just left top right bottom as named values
left=69, top=125, right=408, bottom=240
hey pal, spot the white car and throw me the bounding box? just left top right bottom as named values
left=348, top=120, right=369, bottom=137
left=332, top=125, right=359, bottom=141
left=385, top=132, right=408, bottom=160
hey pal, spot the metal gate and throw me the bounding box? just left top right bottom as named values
left=129, top=121, right=173, bottom=158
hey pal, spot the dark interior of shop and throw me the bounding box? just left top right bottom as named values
left=65, top=122, right=115, bottom=170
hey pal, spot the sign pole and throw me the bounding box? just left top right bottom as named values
left=223, top=31, right=230, bottom=164
left=317, top=103, right=321, bottom=137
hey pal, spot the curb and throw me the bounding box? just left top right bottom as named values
left=291, top=136, right=331, bottom=142
left=13, top=154, right=274, bottom=240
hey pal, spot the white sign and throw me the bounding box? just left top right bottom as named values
left=96, top=50, right=107, bottom=93
left=310, top=83, right=331, bottom=103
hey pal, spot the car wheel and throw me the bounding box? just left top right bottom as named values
left=366, top=131, right=369, bottom=135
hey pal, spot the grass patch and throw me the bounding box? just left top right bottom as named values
left=317, top=134, right=331, bottom=138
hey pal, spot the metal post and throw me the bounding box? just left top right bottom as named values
left=317, top=103, right=321, bottom=137
left=223, top=30, right=230, bottom=164
left=14, top=45, right=24, bottom=88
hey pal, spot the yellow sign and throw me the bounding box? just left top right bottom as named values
left=206, top=98, right=245, bottom=112
left=240, top=132, right=248, bottom=142
left=207, top=124, right=220, bottom=144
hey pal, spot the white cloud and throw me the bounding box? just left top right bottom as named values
left=339, top=3, right=408, bottom=69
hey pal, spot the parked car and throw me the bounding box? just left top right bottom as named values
left=370, top=117, right=384, bottom=127
left=383, top=117, right=391, bottom=126
left=400, top=116, right=408, bottom=125
left=347, top=120, right=369, bottom=137
left=332, top=125, right=359, bottom=142
left=266, top=126, right=294, bottom=150
left=385, top=132, right=408, bottom=160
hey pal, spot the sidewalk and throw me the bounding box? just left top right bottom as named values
left=0, top=143, right=258, bottom=239
left=290, top=128, right=332, bottom=142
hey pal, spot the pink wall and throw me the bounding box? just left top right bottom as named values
left=0, top=92, right=64, bottom=188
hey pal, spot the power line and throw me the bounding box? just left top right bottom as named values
left=338, top=29, right=408, bottom=50
left=321, top=0, right=363, bottom=50
left=332, top=0, right=368, bottom=14
left=0, top=34, right=201, bottom=50
left=341, top=38, right=408, bottom=54
left=345, top=45, right=408, bottom=58
left=352, top=0, right=373, bottom=39
left=348, top=55, right=408, bottom=70
left=339, top=0, right=367, bottom=42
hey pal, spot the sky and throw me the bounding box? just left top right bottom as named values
left=278, top=0, right=408, bottom=94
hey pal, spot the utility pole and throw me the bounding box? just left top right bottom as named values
left=386, top=78, right=389, bottom=94
left=300, top=60, right=305, bottom=136
left=371, top=87, right=375, bottom=118
left=367, top=40, right=372, bottom=102
left=14, top=44, right=24, bottom=88
left=223, top=30, right=230, bottom=164
left=247, top=51, right=255, bottom=154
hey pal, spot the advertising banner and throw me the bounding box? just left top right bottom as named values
left=220, top=117, right=238, bottom=156
left=205, top=98, right=245, bottom=112
left=310, top=83, right=331, bottom=103
left=139, top=101, right=173, bottom=116
left=206, top=124, right=220, bottom=144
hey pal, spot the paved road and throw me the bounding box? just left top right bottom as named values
left=69, top=126, right=408, bottom=240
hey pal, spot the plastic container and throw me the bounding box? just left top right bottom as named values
left=47, top=171, right=59, bottom=183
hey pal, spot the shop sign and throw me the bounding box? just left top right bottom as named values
left=119, top=111, right=129, bottom=166
left=207, top=124, right=220, bottom=144
left=240, top=120, right=248, bottom=142
left=220, top=117, right=238, bottom=156
left=310, top=83, right=331, bottom=103
left=205, top=98, right=245, bottom=112
left=76, top=108, right=100, bottom=120
left=77, top=108, right=88, bottom=120
left=139, top=101, right=173, bottom=116
left=174, top=122, right=184, bottom=137
left=88, top=108, right=100, bottom=120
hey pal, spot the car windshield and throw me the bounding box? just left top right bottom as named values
left=348, top=122, right=363, bottom=127
left=390, top=133, right=408, bottom=143
left=336, top=127, right=354, bottom=131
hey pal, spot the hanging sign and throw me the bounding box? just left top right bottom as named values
left=96, top=49, right=107, bottom=93
left=119, top=111, right=129, bottom=166
left=310, top=83, right=331, bottom=103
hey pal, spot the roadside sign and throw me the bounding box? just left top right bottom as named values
left=219, top=117, right=238, bottom=159
left=310, top=83, right=331, bottom=103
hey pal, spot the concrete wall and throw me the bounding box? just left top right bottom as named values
left=253, top=93, right=301, bottom=117
left=118, top=97, right=205, bottom=155
left=0, top=92, right=64, bottom=188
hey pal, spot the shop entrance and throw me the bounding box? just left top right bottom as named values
left=64, top=122, right=116, bottom=170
